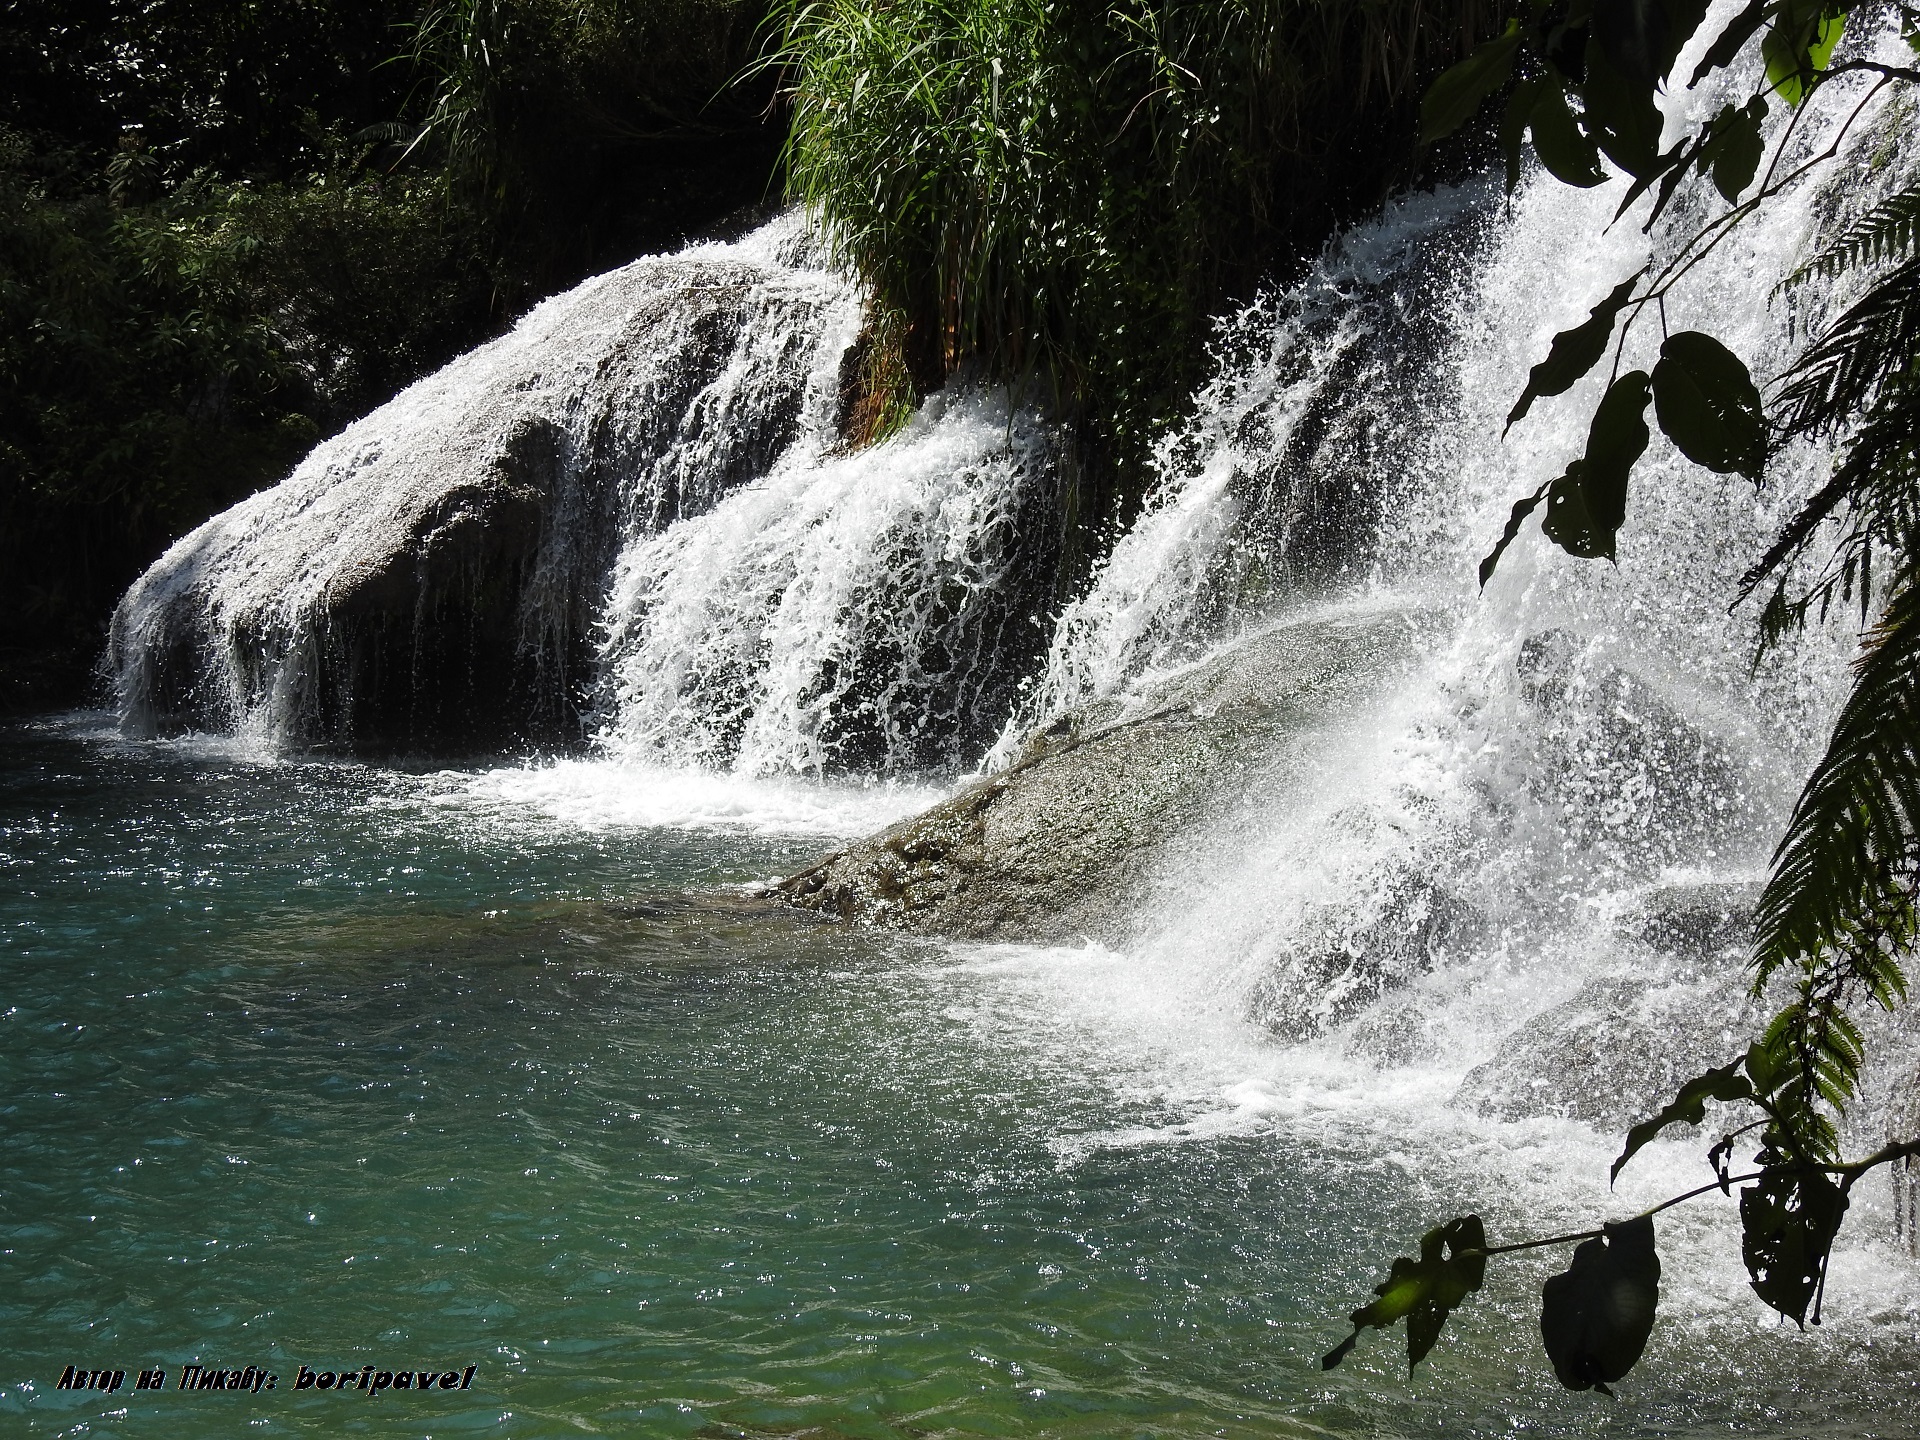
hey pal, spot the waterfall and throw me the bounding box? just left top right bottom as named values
left=109, top=216, right=869, bottom=753
left=105, top=3, right=1917, bottom=1147
left=998, top=6, right=1918, bottom=1157
left=109, top=213, right=1067, bottom=771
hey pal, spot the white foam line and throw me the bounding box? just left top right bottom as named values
left=424, top=757, right=947, bottom=840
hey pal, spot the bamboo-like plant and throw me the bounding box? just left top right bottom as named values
left=767, top=0, right=1499, bottom=454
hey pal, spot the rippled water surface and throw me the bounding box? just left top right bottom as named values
left=3, top=718, right=1915, bottom=1438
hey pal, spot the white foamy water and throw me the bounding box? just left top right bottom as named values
left=434, top=757, right=945, bottom=839
left=924, top=0, right=1920, bottom=1331
left=110, top=213, right=863, bottom=750
left=99, top=0, right=1920, bottom=1326
left=593, top=387, right=1059, bottom=778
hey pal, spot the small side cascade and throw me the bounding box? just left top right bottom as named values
left=109, top=216, right=863, bottom=754
left=592, top=389, right=1065, bottom=778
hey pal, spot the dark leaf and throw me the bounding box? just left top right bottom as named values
left=1479, top=481, right=1552, bottom=586
left=1690, top=0, right=1768, bottom=85
left=1541, top=370, right=1653, bottom=560
left=1541, top=13, right=1592, bottom=82
left=1708, top=96, right=1768, bottom=202
left=1740, top=1161, right=1849, bottom=1324
left=1612, top=1058, right=1754, bottom=1182
left=1613, top=137, right=1692, bottom=223
left=1659, top=0, right=1716, bottom=75
left=1580, top=43, right=1665, bottom=177
left=1540, top=1216, right=1662, bottom=1395
left=1507, top=274, right=1643, bottom=431
left=1322, top=1215, right=1488, bottom=1371
left=1531, top=83, right=1611, bottom=188
left=1421, top=21, right=1523, bottom=145
left=1593, top=0, right=1672, bottom=89
left=1542, top=460, right=1611, bottom=558
left=1652, top=331, right=1766, bottom=478
left=1501, top=78, right=1548, bottom=194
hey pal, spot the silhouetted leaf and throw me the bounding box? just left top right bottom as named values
left=1541, top=370, right=1653, bottom=560
left=1500, top=78, right=1548, bottom=193
left=1705, top=96, right=1769, bottom=202
left=1690, top=0, right=1767, bottom=85
left=1612, top=1059, right=1754, bottom=1182
left=1581, top=45, right=1664, bottom=177
left=1421, top=21, right=1523, bottom=144
left=1507, top=274, right=1643, bottom=430
left=1652, top=331, right=1766, bottom=478
left=1323, top=1215, right=1488, bottom=1371
left=1540, top=1216, right=1661, bottom=1395
left=1740, top=1160, right=1849, bottom=1324
left=1531, top=83, right=1610, bottom=188
left=1613, top=138, right=1692, bottom=223
left=1479, top=480, right=1552, bottom=587
left=1593, top=0, right=1708, bottom=87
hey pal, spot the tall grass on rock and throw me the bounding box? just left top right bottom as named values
left=773, top=0, right=1500, bottom=460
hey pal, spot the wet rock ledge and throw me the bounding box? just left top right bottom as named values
left=773, top=606, right=1430, bottom=945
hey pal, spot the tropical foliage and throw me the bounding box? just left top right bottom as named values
left=769, top=0, right=1502, bottom=456
left=1326, top=0, right=1920, bottom=1391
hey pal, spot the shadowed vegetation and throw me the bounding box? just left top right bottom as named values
left=0, top=0, right=782, bottom=712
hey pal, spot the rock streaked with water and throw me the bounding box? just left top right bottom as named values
left=110, top=218, right=860, bottom=754
left=775, top=606, right=1429, bottom=943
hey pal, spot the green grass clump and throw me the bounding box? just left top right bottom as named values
left=773, top=0, right=1500, bottom=460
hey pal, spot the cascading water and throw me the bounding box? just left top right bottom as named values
left=987, top=1, right=1919, bottom=1235
left=109, top=214, right=1068, bottom=774
left=110, top=214, right=863, bottom=752
left=49, top=5, right=1920, bottom=1426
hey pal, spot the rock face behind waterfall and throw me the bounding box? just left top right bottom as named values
left=110, top=220, right=858, bottom=753
left=776, top=606, right=1428, bottom=943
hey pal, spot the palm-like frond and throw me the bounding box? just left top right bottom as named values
left=1750, top=564, right=1920, bottom=1155
left=1774, top=255, right=1920, bottom=439
left=1744, top=380, right=1920, bottom=645
left=1783, top=179, right=1920, bottom=291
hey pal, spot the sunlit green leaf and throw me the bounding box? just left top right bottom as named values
left=1322, top=1216, right=1488, bottom=1371
left=1652, top=331, right=1766, bottom=478
left=1612, top=1059, right=1754, bottom=1182
left=1764, top=4, right=1845, bottom=106
left=1540, top=1216, right=1661, bottom=1395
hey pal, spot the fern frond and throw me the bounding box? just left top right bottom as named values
left=1750, top=565, right=1920, bottom=1163
left=1742, top=388, right=1920, bottom=647
left=1754, top=567, right=1920, bottom=991
left=1775, top=256, right=1920, bottom=439
left=1783, top=180, right=1920, bottom=292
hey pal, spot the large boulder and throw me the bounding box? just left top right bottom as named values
left=110, top=219, right=858, bottom=754
left=1453, top=882, right=1768, bottom=1130
left=773, top=605, right=1432, bottom=943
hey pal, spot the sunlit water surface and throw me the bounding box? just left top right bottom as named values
left=3, top=718, right=1915, bottom=1439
